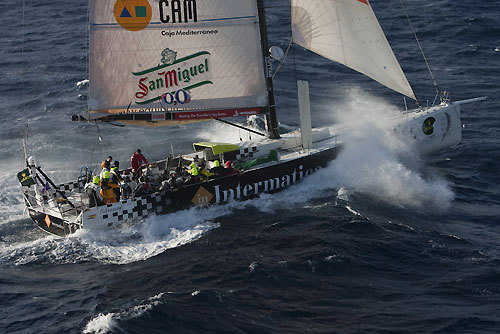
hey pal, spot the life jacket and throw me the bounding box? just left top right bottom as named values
left=189, top=163, right=198, bottom=176
left=110, top=168, right=121, bottom=199
left=100, top=178, right=117, bottom=204
left=201, top=168, right=214, bottom=177
left=100, top=167, right=110, bottom=180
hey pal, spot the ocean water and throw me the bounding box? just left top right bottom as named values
left=1, top=0, right=500, bottom=333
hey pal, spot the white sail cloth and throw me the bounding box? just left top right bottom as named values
left=89, top=0, right=268, bottom=115
left=292, top=0, right=416, bottom=100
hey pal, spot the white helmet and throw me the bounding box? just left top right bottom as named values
left=27, top=156, right=36, bottom=166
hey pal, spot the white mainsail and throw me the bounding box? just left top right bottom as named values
left=291, top=0, right=416, bottom=100
left=89, top=0, right=268, bottom=120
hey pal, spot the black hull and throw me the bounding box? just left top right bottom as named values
left=33, top=146, right=340, bottom=236
left=153, top=146, right=340, bottom=214
left=28, top=209, right=82, bottom=237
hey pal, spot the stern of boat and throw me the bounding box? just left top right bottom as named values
left=28, top=208, right=83, bottom=237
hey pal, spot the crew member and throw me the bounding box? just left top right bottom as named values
left=101, top=156, right=112, bottom=169
left=210, top=160, right=224, bottom=177
left=131, top=149, right=148, bottom=180
left=133, top=176, right=152, bottom=197
left=100, top=171, right=117, bottom=204
left=85, top=175, right=104, bottom=207
left=224, top=160, right=237, bottom=175
left=188, top=162, right=199, bottom=183
left=100, top=160, right=111, bottom=180
left=110, top=161, right=122, bottom=201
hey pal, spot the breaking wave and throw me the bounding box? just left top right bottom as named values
left=0, top=89, right=454, bottom=267
left=0, top=205, right=224, bottom=266
left=323, top=88, right=454, bottom=210
left=83, top=293, right=165, bottom=334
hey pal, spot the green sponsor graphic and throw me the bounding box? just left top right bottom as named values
left=132, top=51, right=210, bottom=76
left=135, top=6, right=147, bottom=18
left=423, top=117, right=436, bottom=135
left=134, top=50, right=212, bottom=105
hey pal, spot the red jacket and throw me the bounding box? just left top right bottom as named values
left=131, top=153, right=148, bottom=172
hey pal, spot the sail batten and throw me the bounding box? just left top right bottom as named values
left=88, top=0, right=269, bottom=124
left=292, top=0, right=416, bottom=100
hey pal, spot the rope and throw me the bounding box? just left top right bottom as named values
left=89, top=132, right=96, bottom=174
left=271, top=39, right=293, bottom=79
left=399, top=0, right=442, bottom=102
left=95, top=121, right=105, bottom=167
left=462, top=98, right=488, bottom=127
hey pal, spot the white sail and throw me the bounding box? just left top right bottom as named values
left=89, top=0, right=268, bottom=120
left=291, top=0, right=416, bottom=100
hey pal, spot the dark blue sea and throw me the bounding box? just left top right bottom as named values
left=1, top=0, right=500, bottom=333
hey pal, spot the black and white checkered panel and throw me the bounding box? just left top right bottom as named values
left=235, top=146, right=258, bottom=161
left=57, top=180, right=82, bottom=193
left=99, top=193, right=172, bottom=223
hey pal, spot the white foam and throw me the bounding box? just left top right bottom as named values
left=325, top=88, right=454, bottom=211
left=77, top=209, right=221, bottom=265
left=213, top=88, right=455, bottom=214
left=1, top=88, right=455, bottom=266
left=83, top=294, right=164, bottom=334
left=0, top=170, right=30, bottom=225
left=0, top=211, right=220, bottom=266
left=83, top=313, right=116, bottom=334
left=76, top=79, right=89, bottom=88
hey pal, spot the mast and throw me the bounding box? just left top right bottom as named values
left=257, top=0, right=280, bottom=139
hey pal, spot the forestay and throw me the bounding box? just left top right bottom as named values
left=291, top=0, right=416, bottom=100
left=89, top=0, right=268, bottom=122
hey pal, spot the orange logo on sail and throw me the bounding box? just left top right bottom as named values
left=357, top=0, right=369, bottom=4
left=114, top=0, right=152, bottom=32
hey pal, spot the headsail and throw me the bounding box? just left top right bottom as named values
left=291, top=0, right=416, bottom=100
left=89, top=0, right=269, bottom=124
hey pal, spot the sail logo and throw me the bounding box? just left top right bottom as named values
left=114, top=0, right=152, bottom=32
left=114, top=1, right=198, bottom=31
left=133, top=50, right=212, bottom=105
left=159, top=0, right=198, bottom=24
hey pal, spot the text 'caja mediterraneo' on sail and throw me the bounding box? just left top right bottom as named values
left=89, top=0, right=269, bottom=122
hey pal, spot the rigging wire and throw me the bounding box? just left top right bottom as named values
left=271, top=39, right=293, bottom=80
left=85, top=0, right=99, bottom=172
left=21, top=0, right=30, bottom=167
left=86, top=0, right=91, bottom=120
left=399, top=0, right=443, bottom=102
left=461, top=98, right=488, bottom=127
